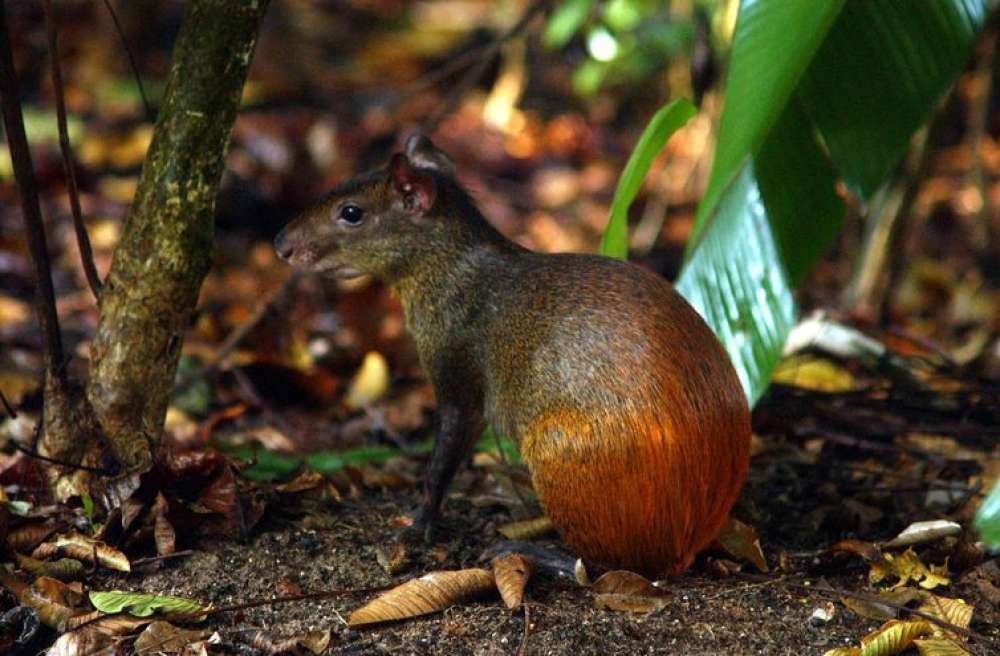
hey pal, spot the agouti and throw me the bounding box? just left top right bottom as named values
left=274, top=135, right=751, bottom=576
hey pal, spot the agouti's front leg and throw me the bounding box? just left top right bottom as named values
left=410, top=402, right=484, bottom=542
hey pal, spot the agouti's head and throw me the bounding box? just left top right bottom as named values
left=274, top=135, right=459, bottom=280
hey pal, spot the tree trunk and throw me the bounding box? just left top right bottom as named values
left=39, top=0, right=270, bottom=491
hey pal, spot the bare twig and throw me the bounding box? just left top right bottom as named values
left=420, top=0, right=549, bottom=134
left=100, top=0, right=154, bottom=122
left=517, top=603, right=532, bottom=656
left=131, top=549, right=195, bottom=566
left=44, top=0, right=102, bottom=300
left=0, top=389, right=16, bottom=418
left=13, top=443, right=114, bottom=475
left=174, top=271, right=303, bottom=393
left=0, top=3, right=66, bottom=381
left=209, top=584, right=392, bottom=615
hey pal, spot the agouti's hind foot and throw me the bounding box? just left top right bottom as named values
left=482, top=540, right=580, bottom=582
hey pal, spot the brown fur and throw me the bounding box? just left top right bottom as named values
left=275, top=137, right=751, bottom=577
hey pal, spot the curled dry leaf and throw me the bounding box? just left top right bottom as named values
left=859, top=620, right=933, bottom=656
left=348, top=568, right=496, bottom=627
left=497, top=516, right=554, bottom=540
left=869, top=549, right=950, bottom=590
left=65, top=610, right=150, bottom=636
left=574, top=558, right=590, bottom=587
left=14, top=553, right=84, bottom=581
left=153, top=493, right=176, bottom=557
left=376, top=542, right=409, bottom=576
left=46, top=628, right=114, bottom=656
left=39, top=532, right=131, bottom=572
left=492, top=553, right=534, bottom=610
left=714, top=517, right=769, bottom=572
left=884, top=521, right=962, bottom=549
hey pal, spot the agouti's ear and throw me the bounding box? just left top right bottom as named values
left=404, top=134, right=455, bottom=177
left=390, top=153, right=436, bottom=214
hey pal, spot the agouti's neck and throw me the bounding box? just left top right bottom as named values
left=389, top=189, right=520, bottom=336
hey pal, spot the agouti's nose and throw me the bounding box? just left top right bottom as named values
left=274, top=230, right=294, bottom=261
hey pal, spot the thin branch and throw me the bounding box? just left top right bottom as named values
left=208, top=584, right=392, bottom=615
left=0, top=389, right=16, bottom=418
left=13, top=443, right=114, bottom=475
left=174, top=271, right=302, bottom=393
left=44, top=0, right=102, bottom=300
left=420, top=0, right=549, bottom=134
left=0, top=3, right=66, bottom=381
left=517, top=603, right=532, bottom=656
left=100, top=0, right=154, bottom=122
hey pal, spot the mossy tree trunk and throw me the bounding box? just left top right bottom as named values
left=38, top=0, right=270, bottom=497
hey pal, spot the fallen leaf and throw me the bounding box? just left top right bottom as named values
left=46, top=628, right=114, bottom=656
left=859, top=620, right=933, bottom=656
left=348, top=568, right=496, bottom=627
left=841, top=588, right=925, bottom=621
left=497, top=516, right=553, bottom=540
left=772, top=355, right=854, bottom=392
left=869, top=549, right=950, bottom=590
left=591, top=570, right=663, bottom=597
left=492, top=553, right=534, bottom=609
left=593, top=593, right=668, bottom=613
left=133, top=621, right=210, bottom=653
left=376, top=542, right=408, bottom=576
left=88, top=590, right=210, bottom=621
left=41, top=533, right=131, bottom=572
left=913, top=637, right=971, bottom=655
left=828, top=539, right=881, bottom=562
left=884, top=521, right=962, bottom=549
left=714, top=518, right=769, bottom=572
left=14, top=553, right=84, bottom=581
left=821, top=648, right=861, bottom=656
left=916, top=594, right=973, bottom=639
left=344, top=351, right=389, bottom=410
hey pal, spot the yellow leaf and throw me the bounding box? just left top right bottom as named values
left=913, top=637, right=971, bottom=655
left=916, top=594, right=973, bottom=638
left=859, top=620, right=933, bottom=656
left=344, top=351, right=389, bottom=409
left=869, top=549, right=949, bottom=590
left=772, top=355, right=854, bottom=392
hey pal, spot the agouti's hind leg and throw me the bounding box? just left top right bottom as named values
left=409, top=403, right=484, bottom=542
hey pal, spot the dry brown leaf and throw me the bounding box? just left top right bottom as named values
left=492, top=553, right=534, bottom=609
left=593, top=592, right=668, bottom=613
left=859, top=620, right=933, bottom=656
left=375, top=542, right=408, bottom=576
left=153, top=493, right=176, bottom=557
left=591, top=570, right=663, bottom=597
left=714, top=517, right=769, bottom=572
left=913, top=637, right=971, bottom=655
left=46, top=628, right=115, bottom=656
left=869, top=549, right=949, bottom=590
left=574, top=558, right=590, bottom=587
left=8, top=521, right=61, bottom=552
left=497, top=516, right=553, bottom=540
left=14, top=553, right=84, bottom=581
left=827, top=539, right=881, bottom=562
left=45, top=532, right=131, bottom=572
left=916, top=595, right=973, bottom=639
left=133, top=620, right=210, bottom=653
left=348, top=568, right=496, bottom=627
left=840, top=588, right=925, bottom=621
left=65, top=611, right=150, bottom=636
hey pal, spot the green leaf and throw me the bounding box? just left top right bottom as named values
left=975, top=480, right=1000, bottom=550
left=599, top=98, right=696, bottom=259
left=89, top=590, right=210, bottom=620
left=543, top=0, right=595, bottom=50
left=680, top=0, right=987, bottom=404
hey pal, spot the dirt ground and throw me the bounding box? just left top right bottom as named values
left=85, top=392, right=1000, bottom=656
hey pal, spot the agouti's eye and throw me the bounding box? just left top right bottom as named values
left=338, top=204, right=365, bottom=226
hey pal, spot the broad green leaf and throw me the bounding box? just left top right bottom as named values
left=689, top=0, right=845, bottom=246
left=600, top=98, right=696, bottom=259
left=89, top=590, right=210, bottom=620
left=543, top=0, right=595, bottom=49
left=975, top=480, right=1000, bottom=550
left=680, top=0, right=987, bottom=404
left=797, top=0, right=987, bottom=197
